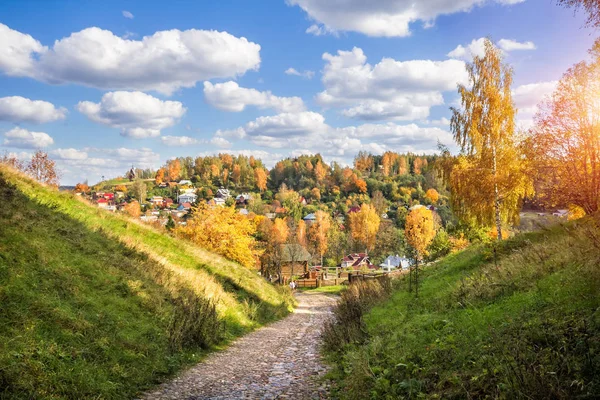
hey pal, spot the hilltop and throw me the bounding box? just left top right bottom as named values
left=324, top=221, right=600, bottom=399
left=0, top=165, right=292, bottom=399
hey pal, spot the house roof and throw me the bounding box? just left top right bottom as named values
left=178, top=180, right=192, bottom=185
left=348, top=206, right=361, bottom=214
left=303, top=213, right=316, bottom=221
left=280, top=244, right=312, bottom=263
left=182, top=202, right=192, bottom=208
left=97, top=198, right=108, bottom=203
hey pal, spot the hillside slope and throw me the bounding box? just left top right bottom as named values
left=0, top=166, right=292, bottom=399
left=327, top=222, right=600, bottom=399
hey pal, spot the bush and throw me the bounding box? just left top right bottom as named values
left=322, top=277, right=391, bottom=353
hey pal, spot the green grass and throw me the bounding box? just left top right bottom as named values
left=303, top=285, right=347, bottom=295
left=326, top=222, right=600, bottom=399
left=0, top=166, right=293, bottom=399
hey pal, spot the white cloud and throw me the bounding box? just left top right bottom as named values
left=208, top=137, right=232, bottom=148
left=513, top=81, right=558, bottom=129
left=213, top=111, right=452, bottom=158
left=203, top=81, right=305, bottom=113
left=52, top=146, right=161, bottom=185
left=122, top=10, right=134, bottom=19
left=50, top=148, right=88, bottom=160
left=160, top=135, right=199, bottom=146
left=3, top=127, right=54, bottom=149
left=0, top=96, right=67, bottom=124
left=448, top=37, right=536, bottom=60
left=498, top=39, right=536, bottom=51
left=77, top=91, right=186, bottom=138
left=0, top=23, right=261, bottom=95
left=317, top=47, right=467, bottom=121
left=284, top=67, right=315, bottom=79
left=287, top=0, right=524, bottom=37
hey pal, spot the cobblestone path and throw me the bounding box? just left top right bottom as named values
left=141, top=292, right=337, bottom=400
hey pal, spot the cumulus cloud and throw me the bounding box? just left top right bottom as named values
left=448, top=37, right=536, bottom=60
left=513, top=81, right=558, bottom=129
left=287, top=0, right=524, bottom=37
left=284, top=67, right=315, bottom=79
left=122, top=10, right=134, bottom=19
left=203, top=81, right=305, bottom=113
left=77, top=91, right=186, bottom=138
left=317, top=47, right=467, bottom=121
left=50, top=148, right=88, bottom=160
left=0, top=96, right=67, bottom=124
left=3, top=127, right=54, bottom=149
left=213, top=111, right=452, bottom=158
left=160, top=135, right=199, bottom=146
left=0, top=23, right=261, bottom=95
left=52, top=146, right=161, bottom=185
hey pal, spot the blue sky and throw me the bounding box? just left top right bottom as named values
left=0, top=0, right=595, bottom=184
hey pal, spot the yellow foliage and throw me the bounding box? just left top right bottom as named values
left=488, top=226, right=510, bottom=241
left=568, top=205, right=586, bottom=221
left=348, top=203, right=380, bottom=251
left=176, top=204, right=260, bottom=268
left=425, top=188, right=439, bottom=204
left=405, top=207, right=436, bottom=259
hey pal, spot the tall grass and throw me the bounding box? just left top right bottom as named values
left=324, top=221, right=600, bottom=399
left=0, top=165, right=292, bottom=398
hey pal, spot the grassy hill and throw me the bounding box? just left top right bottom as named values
left=325, top=221, right=600, bottom=399
left=0, top=165, right=292, bottom=399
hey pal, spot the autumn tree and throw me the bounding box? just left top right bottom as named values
left=114, top=184, right=128, bottom=194
left=405, top=207, right=436, bottom=297
left=309, top=210, right=331, bottom=266
left=314, top=161, right=327, bottom=183
left=354, top=151, right=374, bottom=172
left=131, top=179, right=147, bottom=203
left=155, top=168, right=166, bottom=184
left=74, top=182, right=90, bottom=194
left=413, top=157, right=424, bottom=175
left=232, top=164, right=242, bottom=186
left=528, top=42, right=600, bottom=214
left=123, top=200, right=141, bottom=218
left=27, top=151, right=59, bottom=187
left=177, top=204, right=260, bottom=268
left=425, top=188, right=439, bottom=204
left=348, top=203, right=380, bottom=252
left=450, top=38, right=532, bottom=240
left=0, top=152, right=25, bottom=171
left=371, top=190, right=388, bottom=216
left=558, top=0, right=600, bottom=27
left=255, top=168, right=268, bottom=192
left=167, top=159, right=181, bottom=182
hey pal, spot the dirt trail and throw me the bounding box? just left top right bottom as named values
left=141, top=292, right=337, bottom=400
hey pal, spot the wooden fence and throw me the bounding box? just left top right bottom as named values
left=295, top=279, right=319, bottom=288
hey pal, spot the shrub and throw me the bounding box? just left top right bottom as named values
left=322, top=277, right=391, bottom=353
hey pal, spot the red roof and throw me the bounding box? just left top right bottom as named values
left=164, top=198, right=174, bottom=204
left=97, top=198, right=108, bottom=203
left=182, top=202, right=192, bottom=209
left=104, top=193, right=114, bottom=199
left=348, top=206, right=361, bottom=214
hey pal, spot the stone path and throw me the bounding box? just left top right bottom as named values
left=141, top=292, right=337, bottom=400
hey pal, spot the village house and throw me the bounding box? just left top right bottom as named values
left=178, top=180, right=193, bottom=186
left=163, top=198, right=174, bottom=208
left=341, top=253, right=376, bottom=270
left=235, top=193, right=252, bottom=206
left=151, top=196, right=163, bottom=206
left=216, top=187, right=231, bottom=199
left=379, top=254, right=410, bottom=272
left=178, top=193, right=197, bottom=204
left=280, top=244, right=312, bottom=279
left=303, top=213, right=316, bottom=224
left=210, top=197, right=226, bottom=207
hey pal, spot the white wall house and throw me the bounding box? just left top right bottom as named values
left=178, top=193, right=197, bottom=204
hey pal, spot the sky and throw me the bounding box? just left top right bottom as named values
left=0, top=0, right=596, bottom=184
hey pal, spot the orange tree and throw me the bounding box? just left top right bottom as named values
left=405, top=207, right=436, bottom=297
left=176, top=204, right=260, bottom=268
